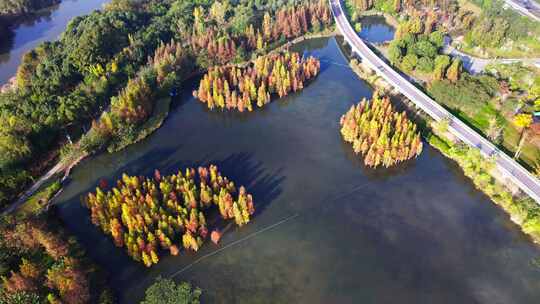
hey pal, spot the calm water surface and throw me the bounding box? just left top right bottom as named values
left=0, top=0, right=108, bottom=84
left=358, top=15, right=395, bottom=44
left=55, top=37, right=540, bottom=303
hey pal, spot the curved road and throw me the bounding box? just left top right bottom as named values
left=330, top=0, right=540, bottom=203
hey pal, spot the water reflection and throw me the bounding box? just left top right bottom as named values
left=0, top=0, right=108, bottom=84
left=358, top=15, right=395, bottom=44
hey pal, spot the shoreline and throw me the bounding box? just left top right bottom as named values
left=347, top=56, right=540, bottom=243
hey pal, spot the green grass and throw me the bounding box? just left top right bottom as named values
left=471, top=103, right=499, bottom=130
left=107, top=97, right=172, bottom=153
left=459, top=37, right=540, bottom=59
left=15, top=175, right=62, bottom=217
left=500, top=121, right=539, bottom=167
left=439, top=100, right=539, bottom=169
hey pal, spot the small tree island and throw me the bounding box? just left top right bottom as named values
left=83, top=165, right=255, bottom=267
left=193, top=51, right=321, bottom=111
left=340, top=94, right=423, bottom=168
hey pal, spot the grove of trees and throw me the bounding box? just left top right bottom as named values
left=141, top=277, right=201, bottom=304
left=80, top=39, right=195, bottom=153
left=388, top=17, right=458, bottom=80
left=83, top=165, right=255, bottom=267
left=0, top=215, right=113, bottom=303
left=463, top=0, right=540, bottom=52
left=193, top=51, right=320, bottom=111
left=340, top=94, right=423, bottom=168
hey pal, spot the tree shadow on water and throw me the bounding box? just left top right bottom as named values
left=53, top=151, right=285, bottom=297
left=339, top=138, right=418, bottom=181
left=162, top=152, right=285, bottom=218
left=211, top=152, right=285, bottom=217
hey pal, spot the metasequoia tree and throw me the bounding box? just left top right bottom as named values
left=83, top=165, right=255, bottom=267
left=193, top=52, right=320, bottom=112
left=340, top=94, right=423, bottom=168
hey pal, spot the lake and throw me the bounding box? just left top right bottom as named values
left=54, top=37, right=540, bottom=304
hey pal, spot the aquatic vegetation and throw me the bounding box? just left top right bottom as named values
left=340, top=94, right=423, bottom=168
left=193, top=52, right=320, bottom=112
left=82, top=165, right=255, bottom=267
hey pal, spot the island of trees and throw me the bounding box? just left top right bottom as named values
left=193, top=51, right=321, bottom=111
left=340, top=94, right=423, bottom=168
left=83, top=165, right=255, bottom=267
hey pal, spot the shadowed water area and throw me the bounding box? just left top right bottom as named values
left=54, top=37, right=540, bottom=303
left=358, top=15, right=395, bottom=44
left=0, top=0, right=109, bottom=84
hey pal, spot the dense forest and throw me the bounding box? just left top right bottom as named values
left=340, top=94, right=423, bottom=168
left=0, top=0, right=332, bottom=210
left=193, top=51, right=320, bottom=111
left=83, top=166, right=255, bottom=267
left=0, top=215, right=114, bottom=303
left=388, top=18, right=458, bottom=79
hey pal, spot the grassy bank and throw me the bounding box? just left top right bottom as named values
left=428, top=132, right=540, bottom=242
left=13, top=176, right=62, bottom=217
left=107, top=97, right=172, bottom=153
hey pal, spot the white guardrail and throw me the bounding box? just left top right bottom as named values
left=330, top=0, right=540, bottom=203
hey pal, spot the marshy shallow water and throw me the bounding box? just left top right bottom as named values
left=54, top=37, right=540, bottom=303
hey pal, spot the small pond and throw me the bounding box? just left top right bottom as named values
left=358, top=15, right=395, bottom=44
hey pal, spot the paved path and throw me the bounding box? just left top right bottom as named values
left=4, top=162, right=65, bottom=214
left=503, top=0, right=540, bottom=22
left=330, top=0, right=540, bottom=203
left=442, top=43, right=540, bottom=74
